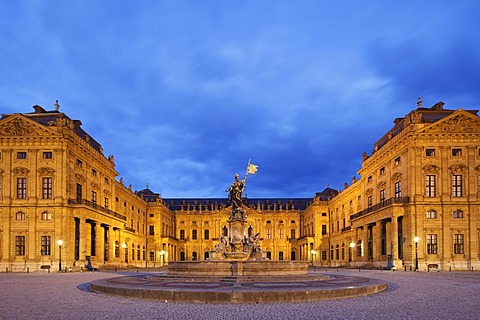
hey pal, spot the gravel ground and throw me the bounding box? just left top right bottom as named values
left=0, top=269, right=478, bottom=320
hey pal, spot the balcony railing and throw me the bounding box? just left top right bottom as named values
left=350, top=197, right=409, bottom=220
left=341, top=226, right=352, bottom=233
left=68, top=198, right=127, bottom=221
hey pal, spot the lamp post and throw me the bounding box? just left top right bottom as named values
left=160, top=250, right=165, bottom=266
left=57, top=239, right=63, bottom=272
left=122, top=243, right=128, bottom=263
left=414, top=236, right=420, bottom=271
left=349, top=242, right=356, bottom=263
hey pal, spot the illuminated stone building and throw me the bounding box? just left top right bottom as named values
left=0, top=100, right=479, bottom=272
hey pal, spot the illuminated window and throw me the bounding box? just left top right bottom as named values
left=266, top=229, right=272, bottom=239
left=16, top=236, right=25, bottom=255
left=427, top=234, right=437, bottom=254
left=426, top=175, right=436, bottom=197
left=380, top=189, right=386, bottom=202
left=454, top=234, right=464, bottom=254
left=41, top=236, right=51, bottom=255
left=453, top=209, right=463, bottom=219
left=379, top=167, right=385, bottom=175
left=41, top=211, right=52, bottom=220
left=395, top=181, right=401, bottom=198
left=279, top=229, right=284, bottom=239
left=16, top=211, right=26, bottom=220
left=17, top=178, right=27, bottom=199
left=42, top=177, right=52, bottom=199
left=426, top=209, right=437, bottom=219
left=452, top=175, right=462, bottom=197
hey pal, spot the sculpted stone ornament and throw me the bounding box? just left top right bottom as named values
left=226, top=173, right=246, bottom=221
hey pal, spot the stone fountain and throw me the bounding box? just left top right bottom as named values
left=168, top=172, right=309, bottom=276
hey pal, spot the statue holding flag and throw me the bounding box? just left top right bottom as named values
left=226, top=160, right=258, bottom=221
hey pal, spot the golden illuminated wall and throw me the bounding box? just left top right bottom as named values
left=1, top=103, right=479, bottom=272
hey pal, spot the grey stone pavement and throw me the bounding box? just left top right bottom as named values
left=0, top=269, right=479, bottom=320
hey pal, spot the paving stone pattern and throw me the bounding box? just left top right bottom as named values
left=0, top=269, right=479, bottom=320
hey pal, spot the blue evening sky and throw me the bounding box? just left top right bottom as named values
left=1, top=1, right=479, bottom=198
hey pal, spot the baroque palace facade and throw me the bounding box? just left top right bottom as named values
left=0, top=100, right=479, bottom=272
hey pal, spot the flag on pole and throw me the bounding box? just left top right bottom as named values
left=247, top=163, right=258, bottom=175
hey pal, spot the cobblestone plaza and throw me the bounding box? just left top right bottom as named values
left=0, top=270, right=479, bottom=319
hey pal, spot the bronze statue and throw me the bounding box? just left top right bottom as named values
left=226, top=173, right=245, bottom=211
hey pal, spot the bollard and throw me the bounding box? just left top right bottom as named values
left=359, top=268, right=361, bottom=272
left=6, top=268, right=8, bottom=273
left=472, top=267, right=474, bottom=272
left=27, top=267, right=29, bottom=273
left=404, top=265, right=407, bottom=272
left=449, top=266, right=451, bottom=272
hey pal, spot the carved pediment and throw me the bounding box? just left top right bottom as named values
left=104, top=189, right=111, bottom=196
left=91, top=182, right=100, bottom=190
left=365, top=188, right=373, bottom=196
left=12, top=167, right=30, bottom=175
left=75, top=173, right=86, bottom=183
left=420, top=112, right=480, bottom=134
left=391, top=172, right=402, bottom=182
left=377, top=181, right=386, bottom=189
left=37, top=167, right=55, bottom=176
left=0, top=116, right=56, bottom=137
left=449, top=164, right=468, bottom=174
left=422, top=165, right=440, bottom=174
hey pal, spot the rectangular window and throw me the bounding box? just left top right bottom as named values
left=368, top=175, right=373, bottom=182
left=321, top=224, right=327, bottom=235
left=76, top=159, right=83, bottom=167
left=104, top=177, right=109, bottom=184
left=367, top=196, right=372, bottom=207
left=149, top=225, right=154, bottom=236
left=180, top=229, right=185, bottom=240
left=17, top=152, right=27, bottom=159
left=266, top=229, right=272, bottom=239
left=204, top=229, right=209, bottom=240
left=394, top=156, right=401, bottom=165
left=92, top=169, right=97, bottom=176
left=379, top=167, right=385, bottom=175
left=427, top=234, right=437, bottom=254
left=452, top=175, right=462, bottom=197
left=395, top=181, right=401, bottom=198
left=279, top=229, right=284, bottom=239
left=76, top=183, right=82, bottom=201
left=452, top=148, right=462, bottom=156
left=426, top=148, right=436, bottom=157
left=104, top=197, right=109, bottom=208
left=321, top=250, right=327, bottom=261
left=41, top=211, right=52, bottom=220
left=42, top=177, right=52, bottom=199
left=426, top=175, right=436, bottom=197
left=17, top=178, right=27, bottom=199
left=290, top=229, right=296, bottom=239
left=42, top=151, right=53, bottom=159
left=454, top=234, right=464, bottom=254
left=380, top=189, right=386, bottom=202
left=16, top=236, right=25, bottom=255
left=192, top=229, right=197, bottom=240
left=91, top=191, right=97, bottom=204
left=41, top=236, right=51, bottom=255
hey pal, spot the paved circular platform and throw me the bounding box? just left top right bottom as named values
left=89, top=272, right=387, bottom=303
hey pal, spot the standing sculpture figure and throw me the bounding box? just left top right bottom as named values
left=227, top=173, right=245, bottom=210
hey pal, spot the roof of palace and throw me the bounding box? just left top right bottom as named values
left=1, top=105, right=103, bottom=153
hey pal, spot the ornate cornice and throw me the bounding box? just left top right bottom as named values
left=391, top=172, right=402, bottom=182
left=449, top=164, right=468, bottom=174
left=377, top=181, right=386, bottom=189
left=12, top=167, right=30, bottom=176
left=37, top=167, right=55, bottom=176
left=422, top=165, right=440, bottom=174
left=75, top=173, right=86, bottom=183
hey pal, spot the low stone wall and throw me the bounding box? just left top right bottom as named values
left=168, top=260, right=309, bottom=276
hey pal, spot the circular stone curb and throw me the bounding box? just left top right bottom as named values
left=89, top=273, right=387, bottom=303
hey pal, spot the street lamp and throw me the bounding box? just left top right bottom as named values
left=122, top=243, right=128, bottom=263
left=414, top=236, right=420, bottom=271
left=160, top=250, right=165, bottom=266
left=310, top=249, right=316, bottom=266
left=349, top=242, right=356, bottom=263
left=57, top=239, right=63, bottom=272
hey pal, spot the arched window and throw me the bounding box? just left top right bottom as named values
left=16, top=211, right=25, bottom=220
left=41, top=211, right=52, bottom=220
left=427, top=209, right=437, bottom=219
left=453, top=209, right=464, bottom=219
